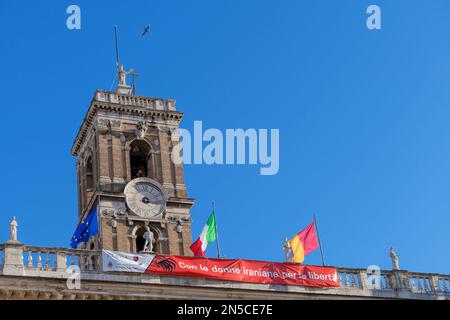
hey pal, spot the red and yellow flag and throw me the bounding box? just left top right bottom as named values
left=289, top=221, right=319, bottom=263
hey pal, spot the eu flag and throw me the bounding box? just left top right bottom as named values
left=70, top=207, right=99, bottom=248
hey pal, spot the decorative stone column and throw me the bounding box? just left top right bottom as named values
left=358, top=270, right=369, bottom=290
left=391, top=269, right=409, bottom=290
left=55, top=251, right=68, bottom=273
left=2, top=217, right=24, bottom=276
left=2, top=242, right=24, bottom=276
left=429, top=274, right=440, bottom=292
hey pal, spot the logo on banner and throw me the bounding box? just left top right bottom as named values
left=153, top=257, right=176, bottom=272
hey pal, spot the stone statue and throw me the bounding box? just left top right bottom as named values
left=143, top=226, right=154, bottom=253
left=283, top=237, right=293, bottom=263
left=118, top=64, right=127, bottom=86
left=176, top=217, right=183, bottom=233
left=390, top=246, right=400, bottom=270
left=136, top=121, right=149, bottom=140
left=110, top=216, right=117, bottom=229
left=10, top=216, right=18, bottom=241
left=136, top=169, right=145, bottom=178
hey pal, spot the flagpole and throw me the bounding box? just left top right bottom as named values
left=314, top=214, right=326, bottom=266
left=213, top=202, right=221, bottom=259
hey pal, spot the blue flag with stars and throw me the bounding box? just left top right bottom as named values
left=70, top=206, right=99, bottom=248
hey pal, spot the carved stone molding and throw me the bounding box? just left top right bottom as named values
left=72, top=100, right=183, bottom=156
left=136, top=121, right=149, bottom=140
left=97, top=118, right=121, bottom=129
left=166, top=215, right=191, bottom=224
left=157, top=126, right=172, bottom=135
left=101, top=209, right=126, bottom=218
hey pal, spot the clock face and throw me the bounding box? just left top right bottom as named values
left=124, top=179, right=167, bottom=218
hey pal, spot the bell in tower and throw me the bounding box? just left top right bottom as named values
left=71, top=44, right=194, bottom=255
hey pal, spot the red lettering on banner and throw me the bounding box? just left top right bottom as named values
left=146, top=255, right=340, bottom=288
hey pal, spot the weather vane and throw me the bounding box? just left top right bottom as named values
left=112, top=25, right=152, bottom=94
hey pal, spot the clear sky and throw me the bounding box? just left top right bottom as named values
left=0, top=0, right=449, bottom=274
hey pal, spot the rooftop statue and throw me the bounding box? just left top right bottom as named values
left=9, top=216, right=18, bottom=242
left=390, top=246, right=400, bottom=270
left=283, top=237, right=294, bottom=263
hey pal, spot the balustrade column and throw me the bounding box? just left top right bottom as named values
left=429, top=275, right=439, bottom=292
left=442, top=278, right=449, bottom=292
left=45, top=253, right=51, bottom=271
left=27, top=251, right=33, bottom=268
left=358, top=270, right=369, bottom=290
left=416, top=277, right=424, bottom=290
left=390, top=270, right=409, bottom=290
left=351, top=273, right=358, bottom=287
left=56, top=251, right=68, bottom=272
left=408, top=275, right=416, bottom=290
left=344, top=273, right=350, bottom=286
left=37, top=252, right=42, bottom=269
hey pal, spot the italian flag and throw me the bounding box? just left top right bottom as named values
left=190, top=211, right=217, bottom=257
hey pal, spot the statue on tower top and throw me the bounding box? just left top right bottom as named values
left=118, top=64, right=127, bottom=86
left=9, top=216, right=18, bottom=242
left=116, top=65, right=133, bottom=94
left=114, top=26, right=133, bottom=95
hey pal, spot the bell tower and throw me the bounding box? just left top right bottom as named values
left=71, top=66, right=194, bottom=255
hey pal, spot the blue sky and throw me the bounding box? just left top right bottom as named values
left=0, top=0, right=449, bottom=274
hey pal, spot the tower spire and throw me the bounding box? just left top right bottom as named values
left=114, top=25, right=120, bottom=68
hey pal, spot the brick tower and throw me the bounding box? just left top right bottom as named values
left=71, top=63, right=194, bottom=255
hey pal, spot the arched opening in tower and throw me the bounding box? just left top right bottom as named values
left=130, top=140, right=151, bottom=179
left=135, top=227, right=146, bottom=252
left=135, top=225, right=158, bottom=253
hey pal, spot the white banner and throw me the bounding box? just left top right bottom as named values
left=102, top=250, right=155, bottom=273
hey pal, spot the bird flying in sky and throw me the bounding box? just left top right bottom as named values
left=142, top=25, right=152, bottom=37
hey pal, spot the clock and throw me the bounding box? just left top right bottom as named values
left=124, top=178, right=167, bottom=218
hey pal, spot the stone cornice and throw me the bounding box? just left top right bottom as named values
left=71, top=90, right=184, bottom=156
left=0, top=269, right=448, bottom=300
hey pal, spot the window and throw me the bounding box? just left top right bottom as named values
left=130, top=140, right=151, bottom=179
left=86, top=156, right=94, bottom=191
left=135, top=228, right=146, bottom=253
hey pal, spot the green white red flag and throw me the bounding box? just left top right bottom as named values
left=190, top=211, right=217, bottom=256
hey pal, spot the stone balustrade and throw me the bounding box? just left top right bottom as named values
left=22, top=246, right=100, bottom=273
left=0, top=241, right=448, bottom=299
left=338, top=267, right=450, bottom=295
left=95, top=90, right=177, bottom=111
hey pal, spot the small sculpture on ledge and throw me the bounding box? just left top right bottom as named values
left=9, top=216, right=18, bottom=242
left=283, top=237, right=294, bottom=263
left=143, top=226, right=155, bottom=253
left=136, top=121, right=149, bottom=140
left=390, top=246, right=400, bottom=270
